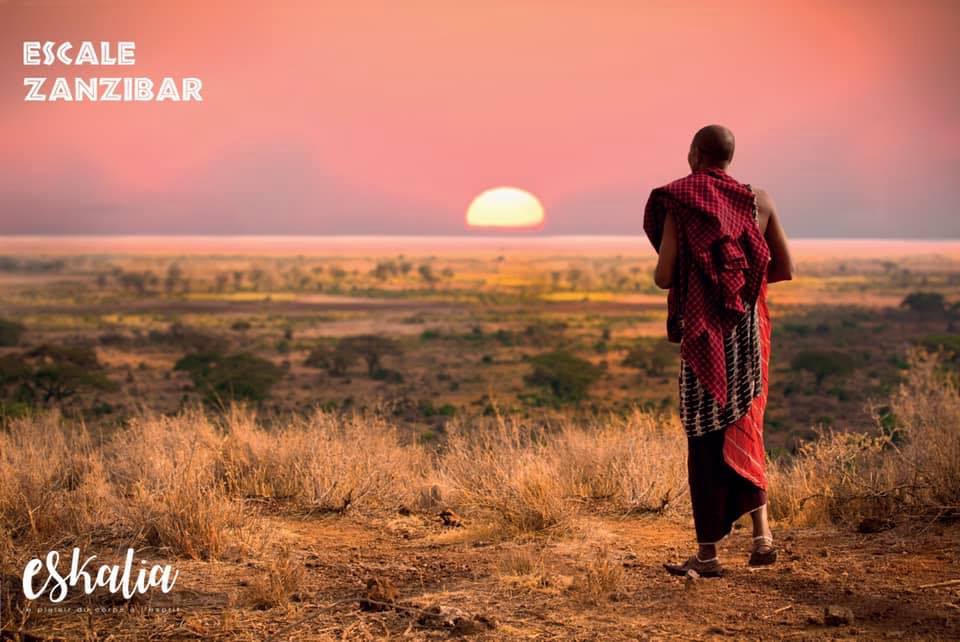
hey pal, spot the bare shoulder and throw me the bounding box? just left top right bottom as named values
left=751, top=186, right=776, bottom=232
left=752, top=186, right=777, bottom=210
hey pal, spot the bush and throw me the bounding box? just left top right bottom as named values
left=524, top=351, right=601, bottom=403
left=621, top=339, right=677, bottom=376
left=770, top=350, right=960, bottom=525
left=335, top=335, right=401, bottom=377
left=304, top=345, right=333, bottom=369
left=3, top=345, right=115, bottom=405
left=174, top=352, right=283, bottom=403
left=148, top=322, right=228, bottom=353
left=0, top=319, right=25, bottom=347
left=371, top=367, right=404, bottom=383
left=901, top=291, right=945, bottom=314
left=791, top=349, right=857, bottom=388
left=917, top=334, right=960, bottom=363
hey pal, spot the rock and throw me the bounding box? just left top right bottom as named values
left=359, top=576, right=398, bottom=611
left=398, top=505, right=412, bottom=516
left=439, top=509, right=463, bottom=528
left=824, top=605, right=854, bottom=626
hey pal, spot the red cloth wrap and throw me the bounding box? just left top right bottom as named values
left=644, top=168, right=770, bottom=407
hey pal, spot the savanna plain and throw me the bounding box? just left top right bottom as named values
left=1, top=236, right=959, bottom=640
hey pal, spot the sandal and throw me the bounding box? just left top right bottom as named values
left=748, top=536, right=778, bottom=566
left=664, top=555, right=724, bottom=578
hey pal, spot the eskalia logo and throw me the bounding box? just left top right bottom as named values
left=22, top=41, right=202, bottom=102
left=22, top=548, right=179, bottom=603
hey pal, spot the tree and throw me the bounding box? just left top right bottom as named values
left=336, top=335, right=401, bottom=377
left=791, top=350, right=857, bottom=388
left=174, top=352, right=283, bottom=403
left=8, top=345, right=115, bottom=404
left=418, top=263, right=436, bottom=285
left=164, top=263, right=183, bottom=295
left=0, top=318, right=26, bottom=347
left=901, top=291, right=945, bottom=314
left=622, top=339, right=677, bottom=376
left=524, top=351, right=601, bottom=403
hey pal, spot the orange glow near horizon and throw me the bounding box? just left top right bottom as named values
left=466, top=187, right=544, bottom=230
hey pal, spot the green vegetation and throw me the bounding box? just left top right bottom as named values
left=901, top=291, right=945, bottom=314
left=0, top=344, right=115, bottom=405
left=1, top=245, right=957, bottom=448
left=525, top=350, right=601, bottom=403
left=174, top=352, right=283, bottom=403
left=0, top=318, right=25, bottom=347
left=621, top=339, right=677, bottom=377
left=791, top=349, right=858, bottom=388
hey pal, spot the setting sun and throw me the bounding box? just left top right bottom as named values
left=466, top=187, right=544, bottom=230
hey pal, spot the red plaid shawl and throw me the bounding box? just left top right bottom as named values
left=644, top=168, right=770, bottom=407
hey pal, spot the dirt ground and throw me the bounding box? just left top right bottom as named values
left=8, top=513, right=959, bottom=641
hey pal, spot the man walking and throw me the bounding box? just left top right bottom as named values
left=644, top=125, right=794, bottom=576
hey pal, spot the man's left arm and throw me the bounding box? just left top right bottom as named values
left=654, top=211, right=678, bottom=289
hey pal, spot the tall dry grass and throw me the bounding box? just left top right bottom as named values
left=1, top=350, right=957, bottom=566
left=769, top=349, right=960, bottom=524
left=439, top=410, right=687, bottom=535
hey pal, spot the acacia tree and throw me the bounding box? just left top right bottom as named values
left=335, top=335, right=401, bottom=377
left=7, top=345, right=115, bottom=405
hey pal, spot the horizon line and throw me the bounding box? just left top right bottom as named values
left=2, top=234, right=960, bottom=242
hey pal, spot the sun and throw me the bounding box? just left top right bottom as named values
left=466, top=187, right=544, bottom=230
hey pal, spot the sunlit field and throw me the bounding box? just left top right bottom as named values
left=2, top=236, right=959, bottom=639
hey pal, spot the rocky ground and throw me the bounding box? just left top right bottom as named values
left=5, top=511, right=959, bottom=641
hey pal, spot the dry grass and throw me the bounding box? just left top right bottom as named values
left=439, top=410, right=687, bottom=537
left=1, top=351, right=957, bottom=576
left=0, top=413, right=113, bottom=550
left=769, top=350, right=960, bottom=524
left=244, top=545, right=306, bottom=610
left=217, top=407, right=431, bottom=512
left=571, top=546, right=624, bottom=604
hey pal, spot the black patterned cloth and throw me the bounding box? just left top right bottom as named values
left=679, top=301, right=763, bottom=437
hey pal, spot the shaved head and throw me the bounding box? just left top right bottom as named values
left=690, top=125, right=736, bottom=169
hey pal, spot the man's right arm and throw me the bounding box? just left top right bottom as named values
left=756, top=189, right=794, bottom=283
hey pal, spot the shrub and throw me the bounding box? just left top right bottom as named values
left=621, top=339, right=677, bottom=376
left=917, top=334, right=960, bottom=363
left=304, top=345, right=333, bottom=369
left=769, top=350, right=960, bottom=525
left=174, top=352, right=283, bottom=403
left=148, top=322, right=228, bottom=353
left=0, top=318, right=25, bottom=347
left=5, top=345, right=116, bottom=405
left=901, top=291, right=945, bottom=314
left=525, top=351, right=601, bottom=403
left=791, top=349, right=857, bottom=388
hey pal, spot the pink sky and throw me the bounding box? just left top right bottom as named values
left=1, top=0, right=958, bottom=236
